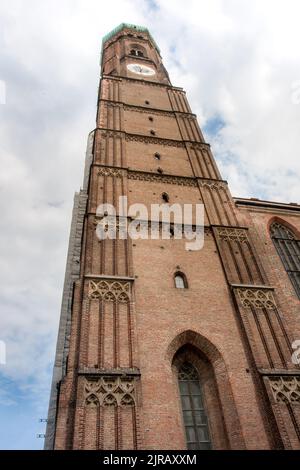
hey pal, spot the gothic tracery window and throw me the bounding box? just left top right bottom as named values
left=270, top=222, right=300, bottom=299
left=178, top=363, right=212, bottom=450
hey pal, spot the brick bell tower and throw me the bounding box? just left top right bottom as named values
left=45, top=24, right=300, bottom=450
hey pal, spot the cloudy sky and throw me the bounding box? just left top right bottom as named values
left=0, top=0, right=300, bottom=449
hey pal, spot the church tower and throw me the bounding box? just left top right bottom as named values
left=45, top=24, right=300, bottom=450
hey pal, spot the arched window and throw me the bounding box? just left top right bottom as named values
left=178, top=362, right=212, bottom=450
left=174, top=272, right=187, bottom=289
left=270, top=222, right=300, bottom=299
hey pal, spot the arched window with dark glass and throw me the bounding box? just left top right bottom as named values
left=270, top=221, right=300, bottom=299
left=178, top=363, right=212, bottom=450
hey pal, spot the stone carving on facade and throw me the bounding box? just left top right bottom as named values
left=88, top=279, right=130, bottom=303
left=124, top=104, right=189, bottom=118
left=84, top=376, right=135, bottom=407
left=128, top=171, right=197, bottom=187
left=104, top=101, right=122, bottom=108
left=189, top=142, right=211, bottom=151
left=216, top=227, right=249, bottom=243
left=236, top=288, right=276, bottom=310
left=98, top=167, right=123, bottom=177
left=98, top=130, right=124, bottom=140
left=269, top=376, right=300, bottom=404
left=197, top=179, right=227, bottom=191
left=177, top=113, right=197, bottom=121
left=126, top=133, right=185, bottom=148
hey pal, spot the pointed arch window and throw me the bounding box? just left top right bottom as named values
left=270, top=222, right=300, bottom=299
left=178, top=363, right=212, bottom=450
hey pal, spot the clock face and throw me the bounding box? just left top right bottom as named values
left=127, top=63, right=156, bottom=76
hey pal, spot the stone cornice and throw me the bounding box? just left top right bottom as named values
left=127, top=169, right=197, bottom=186
left=78, top=367, right=141, bottom=377
left=94, top=164, right=227, bottom=187
left=125, top=132, right=185, bottom=147
left=101, top=74, right=183, bottom=91
left=259, top=369, right=300, bottom=376
left=93, top=126, right=210, bottom=148
left=87, top=213, right=213, bottom=232
left=84, top=274, right=135, bottom=282
left=99, top=98, right=196, bottom=118
left=231, top=283, right=274, bottom=290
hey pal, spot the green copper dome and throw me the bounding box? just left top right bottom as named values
left=102, top=23, right=160, bottom=53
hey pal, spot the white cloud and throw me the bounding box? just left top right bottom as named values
left=0, top=0, right=300, bottom=448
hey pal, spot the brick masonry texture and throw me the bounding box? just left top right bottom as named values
left=45, top=25, right=300, bottom=450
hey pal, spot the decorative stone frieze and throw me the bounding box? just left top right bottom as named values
left=88, top=279, right=130, bottom=303
left=268, top=376, right=300, bottom=404
left=84, top=376, right=135, bottom=407
left=128, top=171, right=197, bottom=187
left=236, top=288, right=276, bottom=310
left=98, top=167, right=123, bottom=177
left=216, top=227, right=248, bottom=243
